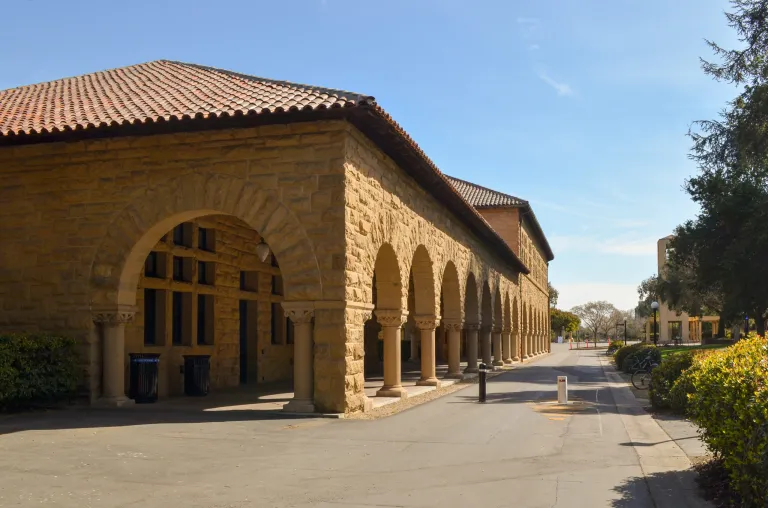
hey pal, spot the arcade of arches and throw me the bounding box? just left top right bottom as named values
left=0, top=108, right=552, bottom=416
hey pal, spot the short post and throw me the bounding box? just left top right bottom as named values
left=557, top=376, right=568, bottom=404
left=479, top=363, right=488, bottom=403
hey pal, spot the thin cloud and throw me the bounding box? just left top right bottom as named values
left=529, top=44, right=540, bottom=51
left=516, top=17, right=539, bottom=38
left=550, top=234, right=656, bottom=256
left=538, top=73, right=574, bottom=96
left=556, top=282, right=640, bottom=311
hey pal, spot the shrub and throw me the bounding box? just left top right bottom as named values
left=0, top=333, right=79, bottom=410
left=669, top=362, right=700, bottom=414
left=687, top=337, right=768, bottom=507
left=613, top=343, right=644, bottom=369
left=650, top=351, right=694, bottom=409
left=621, top=345, right=661, bottom=373
left=607, top=340, right=625, bottom=353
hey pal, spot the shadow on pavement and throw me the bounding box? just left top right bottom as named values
left=611, top=469, right=705, bottom=507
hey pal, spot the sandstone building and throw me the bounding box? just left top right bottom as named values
left=0, top=61, right=553, bottom=414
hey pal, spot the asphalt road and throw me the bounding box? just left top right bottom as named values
left=0, top=344, right=709, bottom=507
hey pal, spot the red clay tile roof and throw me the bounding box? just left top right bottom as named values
left=446, top=175, right=554, bottom=261
left=445, top=176, right=527, bottom=208
left=0, top=60, right=374, bottom=136
left=0, top=60, right=551, bottom=270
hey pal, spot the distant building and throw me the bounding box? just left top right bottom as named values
left=650, top=236, right=720, bottom=343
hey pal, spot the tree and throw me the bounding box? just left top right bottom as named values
left=681, top=0, right=768, bottom=334
left=548, top=282, right=559, bottom=308
left=550, top=308, right=579, bottom=336
left=571, top=301, right=616, bottom=340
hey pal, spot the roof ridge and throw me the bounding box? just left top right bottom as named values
left=445, top=174, right=528, bottom=205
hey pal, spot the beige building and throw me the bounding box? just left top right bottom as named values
left=653, top=236, right=719, bottom=343
left=0, top=61, right=553, bottom=414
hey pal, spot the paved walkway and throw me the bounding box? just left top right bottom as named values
left=0, top=345, right=710, bottom=507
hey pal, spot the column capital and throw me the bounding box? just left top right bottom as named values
left=492, top=326, right=503, bottom=334
left=92, top=305, right=137, bottom=325
left=376, top=309, right=407, bottom=328
left=442, top=318, right=463, bottom=332
left=414, top=315, right=440, bottom=330
left=502, top=327, right=512, bottom=334
left=465, top=323, right=481, bottom=331
left=282, top=301, right=315, bottom=324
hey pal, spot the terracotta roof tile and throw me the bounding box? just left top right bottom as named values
left=445, top=176, right=527, bottom=208
left=0, top=60, right=373, bottom=136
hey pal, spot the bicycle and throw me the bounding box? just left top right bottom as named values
left=631, top=354, right=659, bottom=390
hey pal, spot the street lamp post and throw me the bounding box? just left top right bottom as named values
left=651, top=301, right=659, bottom=346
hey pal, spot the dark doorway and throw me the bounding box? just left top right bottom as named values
left=239, top=300, right=249, bottom=384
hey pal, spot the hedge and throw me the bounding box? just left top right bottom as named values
left=0, top=333, right=79, bottom=410
left=607, top=340, right=625, bottom=354
left=613, top=343, right=645, bottom=370
left=687, top=337, right=768, bottom=507
left=621, top=345, right=661, bottom=373
left=650, top=351, right=694, bottom=409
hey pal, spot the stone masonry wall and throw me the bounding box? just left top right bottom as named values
left=0, top=121, right=348, bottom=400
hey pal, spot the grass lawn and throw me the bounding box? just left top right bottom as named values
left=659, top=343, right=729, bottom=359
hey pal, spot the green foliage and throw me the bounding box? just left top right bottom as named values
left=650, top=352, right=695, bottom=409
left=621, top=345, right=661, bottom=373
left=550, top=308, right=580, bottom=335
left=687, top=337, right=768, bottom=506
left=548, top=282, right=559, bottom=308
left=613, top=343, right=644, bottom=370
left=669, top=362, right=701, bottom=414
left=0, top=333, right=79, bottom=410
left=607, top=340, right=625, bottom=353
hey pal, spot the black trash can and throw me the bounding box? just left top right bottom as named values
left=183, top=355, right=211, bottom=397
left=129, top=353, right=161, bottom=403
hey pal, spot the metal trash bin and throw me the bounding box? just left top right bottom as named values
left=129, top=353, right=161, bottom=403
left=183, top=355, right=211, bottom=397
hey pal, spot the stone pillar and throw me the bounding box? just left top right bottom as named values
left=376, top=309, right=408, bottom=398
left=523, top=323, right=531, bottom=359
left=443, top=319, right=463, bottom=379
left=502, top=328, right=512, bottom=364
left=492, top=328, right=504, bottom=367
left=512, top=326, right=520, bottom=361
left=481, top=327, right=492, bottom=365
left=415, top=315, right=441, bottom=387
left=282, top=302, right=316, bottom=413
left=464, top=323, right=480, bottom=373
left=93, top=305, right=136, bottom=407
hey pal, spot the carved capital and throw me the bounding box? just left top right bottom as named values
left=502, top=328, right=512, bottom=335
left=92, top=305, right=137, bottom=326
left=442, top=318, right=463, bottom=333
left=281, top=302, right=315, bottom=324
left=492, top=326, right=503, bottom=334
left=375, top=309, right=407, bottom=328
left=414, top=315, right=439, bottom=330
left=465, top=323, right=481, bottom=332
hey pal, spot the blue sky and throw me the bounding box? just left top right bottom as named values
left=0, top=0, right=740, bottom=311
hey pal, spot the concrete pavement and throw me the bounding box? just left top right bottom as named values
left=0, top=344, right=710, bottom=507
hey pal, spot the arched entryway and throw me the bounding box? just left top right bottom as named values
left=88, top=173, right=322, bottom=410
left=480, top=282, right=493, bottom=366
left=441, top=261, right=463, bottom=378
left=464, top=273, right=480, bottom=373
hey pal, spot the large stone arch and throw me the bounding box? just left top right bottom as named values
left=374, top=243, right=402, bottom=311
left=441, top=261, right=462, bottom=322
left=89, top=172, right=322, bottom=309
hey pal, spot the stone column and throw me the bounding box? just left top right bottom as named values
left=93, top=305, right=137, bottom=407
left=410, top=326, right=419, bottom=362
left=492, top=327, right=504, bottom=367
left=443, top=319, right=463, bottom=379
left=481, top=327, right=492, bottom=365
left=464, top=323, right=480, bottom=373
left=502, top=328, right=513, bottom=364
left=415, top=315, right=441, bottom=387
left=282, top=302, right=316, bottom=413
left=376, top=309, right=408, bottom=398
left=512, top=326, right=520, bottom=362
left=522, top=322, right=531, bottom=359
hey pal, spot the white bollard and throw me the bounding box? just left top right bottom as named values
left=557, top=376, right=568, bottom=404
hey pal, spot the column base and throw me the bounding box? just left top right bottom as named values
left=464, top=366, right=478, bottom=374
left=377, top=386, right=408, bottom=398
left=417, top=378, right=441, bottom=387
left=512, top=356, right=520, bottom=362
left=503, top=358, right=513, bottom=364
left=523, top=354, right=530, bottom=359
left=283, top=399, right=316, bottom=413
left=445, top=372, right=464, bottom=379
left=95, top=395, right=134, bottom=407
left=492, top=360, right=504, bottom=367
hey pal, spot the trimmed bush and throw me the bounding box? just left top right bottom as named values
left=669, top=362, right=700, bottom=414
left=650, top=351, right=694, bottom=409
left=687, top=337, right=768, bottom=507
left=607, top=340, right=625, bottom=354
left=621, top=345, right=661, bottom=373
left=613, top=343, right=644, bottom=369
left=0, top=333, right=79, bottom=410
